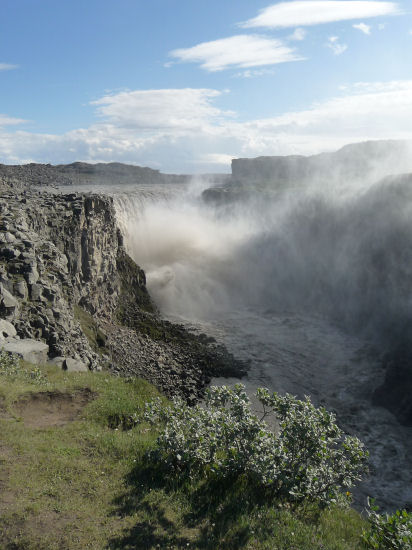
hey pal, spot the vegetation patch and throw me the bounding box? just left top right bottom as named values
left=73, top=303, right=108, bottom=354
left=0, top=353, right=409, bottom=549
left=145, top=384, right=368, bottom=507
left=362, top=498, right=412, bottom=549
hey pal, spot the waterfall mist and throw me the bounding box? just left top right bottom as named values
left=108, top=142, right=412, bottom=511
left=115, top=170, right=412, bottom=352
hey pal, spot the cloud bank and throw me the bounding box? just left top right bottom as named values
left=170, top=35, right=302, bottom=72
left=0, top=63, right=18, bottom=71
left=241, top=1, right=399, bottom=29
left=1, top=81, right=412, bottom=172
left=91, top=89, right=230, bottom=129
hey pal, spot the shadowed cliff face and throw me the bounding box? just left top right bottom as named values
left=0, top=184, right=152, bottom=364
left=231, top=140, right=412, bottom=188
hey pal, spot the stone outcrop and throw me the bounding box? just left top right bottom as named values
left=2, top=339, right=49, bottom=365
left=0, top=186, right=141, bottom=368
left=0, top=177, right=244, bottom=399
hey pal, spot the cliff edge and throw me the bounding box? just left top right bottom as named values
left=0, top=177, right=244, bottom=400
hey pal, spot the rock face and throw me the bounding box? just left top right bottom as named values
left=202, top=141, right=412, bottom=205
left=0, top=176, right=244, bottom=399
left=231, top=140, right=412, bottom=187
left=0, top=186, right=146, bottom=368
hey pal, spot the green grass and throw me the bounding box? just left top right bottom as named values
left=73, top=304, right=108, bottom=354
left=0, top=361, right=369, bottom=549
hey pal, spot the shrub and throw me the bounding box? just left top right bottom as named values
left=145, top=384, right=368, bottom=506
left=0, top=349, right=48, bottom=385
left=362, top=498, right=412, bottom=549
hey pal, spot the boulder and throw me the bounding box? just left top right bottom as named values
left=29, top=283, right=43, bottom=301
left=0, top=246, right=20, bottom=260
left=4, top=232, right=16, bottom=243
left=2, top=338, right=49, bottom=364
left=63, top=357, right=88, bottom=372
left=24, top=266, right=39, bottom=285
left=48, top=356, right=65, bottom=368
left=0, top=319, right=17, bottom=340
left=14, top=280, right=28, bottom=299
left=0, top=284, right=19, bottom=318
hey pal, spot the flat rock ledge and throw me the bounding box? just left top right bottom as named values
left=2, top=339, right=49, bottom=365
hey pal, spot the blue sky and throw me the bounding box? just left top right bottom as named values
left=1, top=0, right=411, bottom=172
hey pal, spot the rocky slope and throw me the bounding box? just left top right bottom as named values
left=0, top=177, right=244, bottom=400
left=0, top=162, right=180, bottom=186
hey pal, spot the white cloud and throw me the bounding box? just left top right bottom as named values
left=1, top=81, right=412, bottom=172
left=288, top=28, right=307, bottom=41
left=169, top=34, right=303, bottom=72
left=353, top=22, right=372, bottom=33
left=237, top=80, right=412, bottom=154
left=197, top=153, right=235, bottom=166
left=0, top=63, right=18, bottom=71
left=0, top=114, right=26, bottom=126
left=233, top=68, right=276, bottom=78
left=91, top=89, right=232, bottom=130
left=241, top=1, right=400, bottom=29
left=326, top=36, right=348, bottom=55
left=378, top=23, right=386, bottom=29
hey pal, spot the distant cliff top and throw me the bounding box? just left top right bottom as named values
left=231, top=140, right=412, bottom=186
left=0, top=161, right=194, bottom=187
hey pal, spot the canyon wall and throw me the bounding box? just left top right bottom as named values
left=0, top=177, right=241, bottom=399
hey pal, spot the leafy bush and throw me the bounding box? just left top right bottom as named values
left=363, top=498, right=412, bottom=549
left=0, top=349, right=48, bottom=385
left=145, top=384, right=368, bottom=506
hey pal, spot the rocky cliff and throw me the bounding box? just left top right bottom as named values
left=0, top=177, right=243, bottom=400
left=203, top=140, right=412, bottom=204
left=231, top=140, right=412, bottom=186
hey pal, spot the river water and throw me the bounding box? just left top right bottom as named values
left=54, top=180, right=412, bottom=511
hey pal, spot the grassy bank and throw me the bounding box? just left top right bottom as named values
left=0, top=359, right=368, bottom=549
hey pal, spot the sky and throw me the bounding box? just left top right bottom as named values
left=1, top=0, right=412, bottom=173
